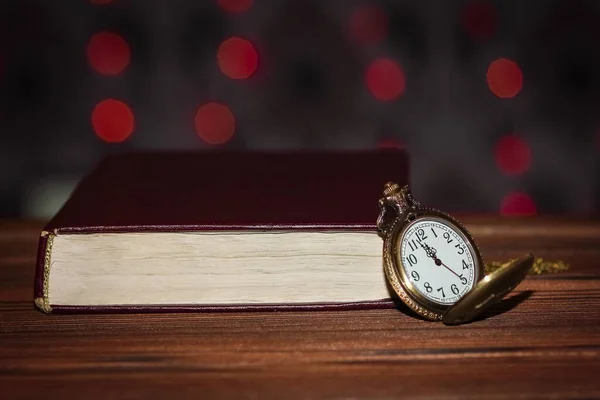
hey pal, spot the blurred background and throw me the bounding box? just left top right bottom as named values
left=1, top=0, right=599, bottom=219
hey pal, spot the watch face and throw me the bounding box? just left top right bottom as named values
left=397, top=216, right=479, bottom=306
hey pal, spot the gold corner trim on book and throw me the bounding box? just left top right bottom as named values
left=34, top=297, right=52, bottom=313
left=37, top=233, right=55, bottom=313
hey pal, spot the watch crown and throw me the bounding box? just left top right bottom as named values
left=378, top=182, right=416, bottom=239
left=383, top=182, right=401, bottom=196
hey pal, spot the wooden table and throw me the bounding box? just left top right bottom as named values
left=2, top=217, right=600, bottom=399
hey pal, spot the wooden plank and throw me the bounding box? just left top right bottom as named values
left=1, top=218, right=599, bottom=399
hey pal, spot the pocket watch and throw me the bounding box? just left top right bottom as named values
left=377, top=182, right=535, bottom=325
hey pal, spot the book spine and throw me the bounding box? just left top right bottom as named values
left=33, top=231, right=54, bottom=313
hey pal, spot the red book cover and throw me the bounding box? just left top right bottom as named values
left=34, top=150, right=409, bottom=313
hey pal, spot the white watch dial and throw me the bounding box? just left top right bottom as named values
left=399, top=217, right=478, bottom=305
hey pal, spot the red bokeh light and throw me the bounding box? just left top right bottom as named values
left=462, top=1, right=497, bottom=40
left=195, top=102, right=236, bottom=145
left=500, top=192, right=537, bottom=216
left=379, top=138, right=406, bottom=150
left=487, top=58, right=523, bottom=99
left=92, top=99, right=135, bottom=143
left=350, top=4, right=389, bottom=44
left=366, top=58, right=405, bottom=101
left=217, top=0, right=253, bottom=13
left=87, top=32, right=131, bottom=76
left=495, top=135, right=532, bottom=175
left=217, top=37, right=258, bottom=80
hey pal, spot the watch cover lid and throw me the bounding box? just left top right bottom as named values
left=442, top=254, right=534, bottom=325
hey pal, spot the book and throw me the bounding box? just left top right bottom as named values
left=34, top=150, right=409, bottom=313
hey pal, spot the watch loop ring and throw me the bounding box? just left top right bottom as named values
left=377, top=182, right=420, bottom=238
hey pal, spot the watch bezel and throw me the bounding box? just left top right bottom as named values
left=382, top=207, right=486, bottom=321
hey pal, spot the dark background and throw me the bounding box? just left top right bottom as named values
left=1, top=0, right=599, bottom=219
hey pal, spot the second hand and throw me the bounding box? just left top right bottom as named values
left=438, top=260, right=461, bottom=279
left=421, top=242, right=462, bottom=279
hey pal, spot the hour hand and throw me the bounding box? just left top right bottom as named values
left=420, top=242, right=437, bottom=258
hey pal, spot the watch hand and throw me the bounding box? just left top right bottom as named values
left=439, top=261, right=462, bottom=279
left=420, top=242, right=437, bottom=259
left=427, top=245, right=437, bottom=258
left=420, top=242, right=462, bottom=280
left=418, top=241, right=429, bottom=255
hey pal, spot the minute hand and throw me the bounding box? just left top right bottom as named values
left=420, top=242, right=437, bottom=258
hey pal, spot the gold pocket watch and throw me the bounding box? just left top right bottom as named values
left=377, top=182, right=537, bottom=325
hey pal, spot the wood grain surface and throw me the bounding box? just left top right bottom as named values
left=1, top=217, right=600, bottom=399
